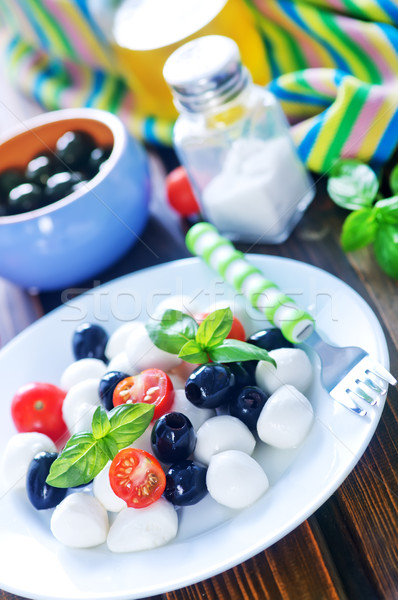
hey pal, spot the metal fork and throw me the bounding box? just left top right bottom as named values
left=301, top=330, right=397, bottom=416
left=186, top=222, right=397, bottom=417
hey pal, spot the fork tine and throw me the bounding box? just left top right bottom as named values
left=351, top=382, right=378, bottom=406
left=362, top=372, right=387, bottom=394
left=343, top=390, right=368, bottom=416
left=367, top=362, right=397, bottom=386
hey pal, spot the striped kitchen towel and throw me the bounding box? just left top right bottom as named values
left=0, top=0, right=397, bottom=173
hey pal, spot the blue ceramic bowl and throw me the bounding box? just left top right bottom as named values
left=0, top=108, right=150, bottom=290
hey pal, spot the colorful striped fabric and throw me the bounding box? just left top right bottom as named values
left=0, top=0, right=397, bottom=173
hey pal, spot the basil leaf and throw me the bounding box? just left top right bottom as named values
left=341, top=208, right=377, bottom=252
left=327, top=160, right=379, bottom=210
left=92, top=406, right=111, bottom=440
left=196, top=307, right=233, bottom=349
left=97, top=436, right=119, bottom=461
left=375, top=196, right=398, bottom=224
left=389, top=165, right=398, bottom=195
left=108, top=403, right=154, bottom=450
left=208, top=339, right=276, bottom=365
left=146, top=309, right=198, bottom=354
left=178, top=340, right=209, bottom=364
left=46, top=432, right=108, bottom=488
left=374, top=223, right=398, bottom=279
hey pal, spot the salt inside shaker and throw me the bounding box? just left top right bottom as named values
left=163, top=35, right=314, bottom=243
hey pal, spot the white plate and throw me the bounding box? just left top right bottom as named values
left=0, top=256, right=390, bottom=600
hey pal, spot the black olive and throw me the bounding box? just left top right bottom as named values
left=55, top=130, right=96, bottom=170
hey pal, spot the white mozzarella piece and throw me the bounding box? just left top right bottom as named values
left=93, top=461, right=127, bottom=513
left=51, top=493, right=109, bottom=548
left=255, top=347, right=313, bottom=395
left=256, top=384, right=314, bottom=449
left=1, top=432, right=56, bottom=491
left=167, top=373, right=185, bottom=390
left=107, top=352, right=138, bottom=376
left=62, top=379, right=101, bottom=435
left=153, top=294, right=198, bottom=318
left=172, top=389, right=215, bottom=432
left=105, top=322, right=141, bottom=360
left=107, top=498, right=178, bottom=553
left=170, top=361, right=198, bottom=381
left=60, top=358, right=107, bottom=390
left=129, top=424, right=153, bottom=455
left=125, top=322, right=182, bottom=372
left=194, top=415, right=255, bottom=465
left=206, top=450, right=269, bottom=509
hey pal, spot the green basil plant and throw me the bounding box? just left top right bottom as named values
left=327, top=159, right=398, bottom=279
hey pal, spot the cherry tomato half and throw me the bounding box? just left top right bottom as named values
left=109, top=448, right=166, bottom=508
left=11, top=382, right=68, bottom=444
left=194, top=313, right=246, bottom=342
left=165, top=166, right=200, bottom=216
left=112, top=368, right=174, bottom=421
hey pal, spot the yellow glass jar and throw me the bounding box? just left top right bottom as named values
left=109, top=0, right=268, bottom=120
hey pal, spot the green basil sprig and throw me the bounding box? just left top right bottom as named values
left=389, top=165, right=398, bottom=196
left=327, top=159, right=398, bottom=280
left=46, top=403, right=154, bottom=488
left=146, top=307, right=276, bottom=366
left=327, top=159, right=379, bottom=210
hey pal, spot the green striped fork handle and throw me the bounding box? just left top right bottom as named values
left=185, top=222, right=315, bottom=344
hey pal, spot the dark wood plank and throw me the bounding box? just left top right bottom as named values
left=165, top=520, right=346, bottom=600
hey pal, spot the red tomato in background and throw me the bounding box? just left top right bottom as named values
left=11, top=382, right=68, bottom=443
left=165, top=166, right=200, bottom=216
left=194, top=313, right=246, bottom=342
left=112, top=368, right=174, bottom=421
left=109, top=448, right=166, bottom=508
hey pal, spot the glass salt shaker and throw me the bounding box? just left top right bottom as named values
left=163, top=35, right=314, bottom=243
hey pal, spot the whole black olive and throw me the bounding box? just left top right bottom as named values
left=44, top=171, right=83, bottom=202
left=8, top=182, right=44, bottom=214
left=0, top=168, right=25, bottom=196
left=25, top=153, right=64, bottom=186
left=55, top=130, right=96, bottom=170
left=26, top=452, right=67, bottom=510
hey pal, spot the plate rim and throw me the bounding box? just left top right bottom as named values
left=0, top=254, right=390, bottom=600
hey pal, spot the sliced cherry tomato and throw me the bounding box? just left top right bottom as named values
left=165, top=166, right=200, bottom=216
left=112, top=368, right=174, bottom=421
left=109, top=448, right=166, bottom=508
left=11, top=382, right=68, bottom=444
left=194, top=312, right=246, bottom=342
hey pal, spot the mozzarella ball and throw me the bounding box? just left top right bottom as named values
left=125, top=322, right=182, bottom=372
left=51, top=493, right=109, bottom=548
left=105, top=322, right=141, bottom=361
left=62, top=379, right=100, bottom=435
left=170, top=361, right=199, bottom=381
left=1, top=432, right=56, bottom=491
left=107, top=498, right=178, bottom=552
left=206, top=450, right=269, bottom=509
left=60, top=358, right=107, bottom=390
left=107, top=352, right=138, bottom=376
left=194, top=415, right=255, bottom=466
left=255, top=348, right=313, bottom=395
left=167, top=373, right=186, bottom=390
left=93, top=461, right=127, bottom=512
left=153, top=295, right=197, bottom=318
left=172, top=389, right=215, bottom=432
left=257, top=384, right=314, bottom=449
left=129, top=424, right=153, bottom=455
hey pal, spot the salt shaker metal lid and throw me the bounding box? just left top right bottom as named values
left=163, top=35, right=249, bottom=112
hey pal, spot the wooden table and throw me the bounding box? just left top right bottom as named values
left=0, top=174, right=397, bottom=600
left=0, top=66, right=397, bottom=600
